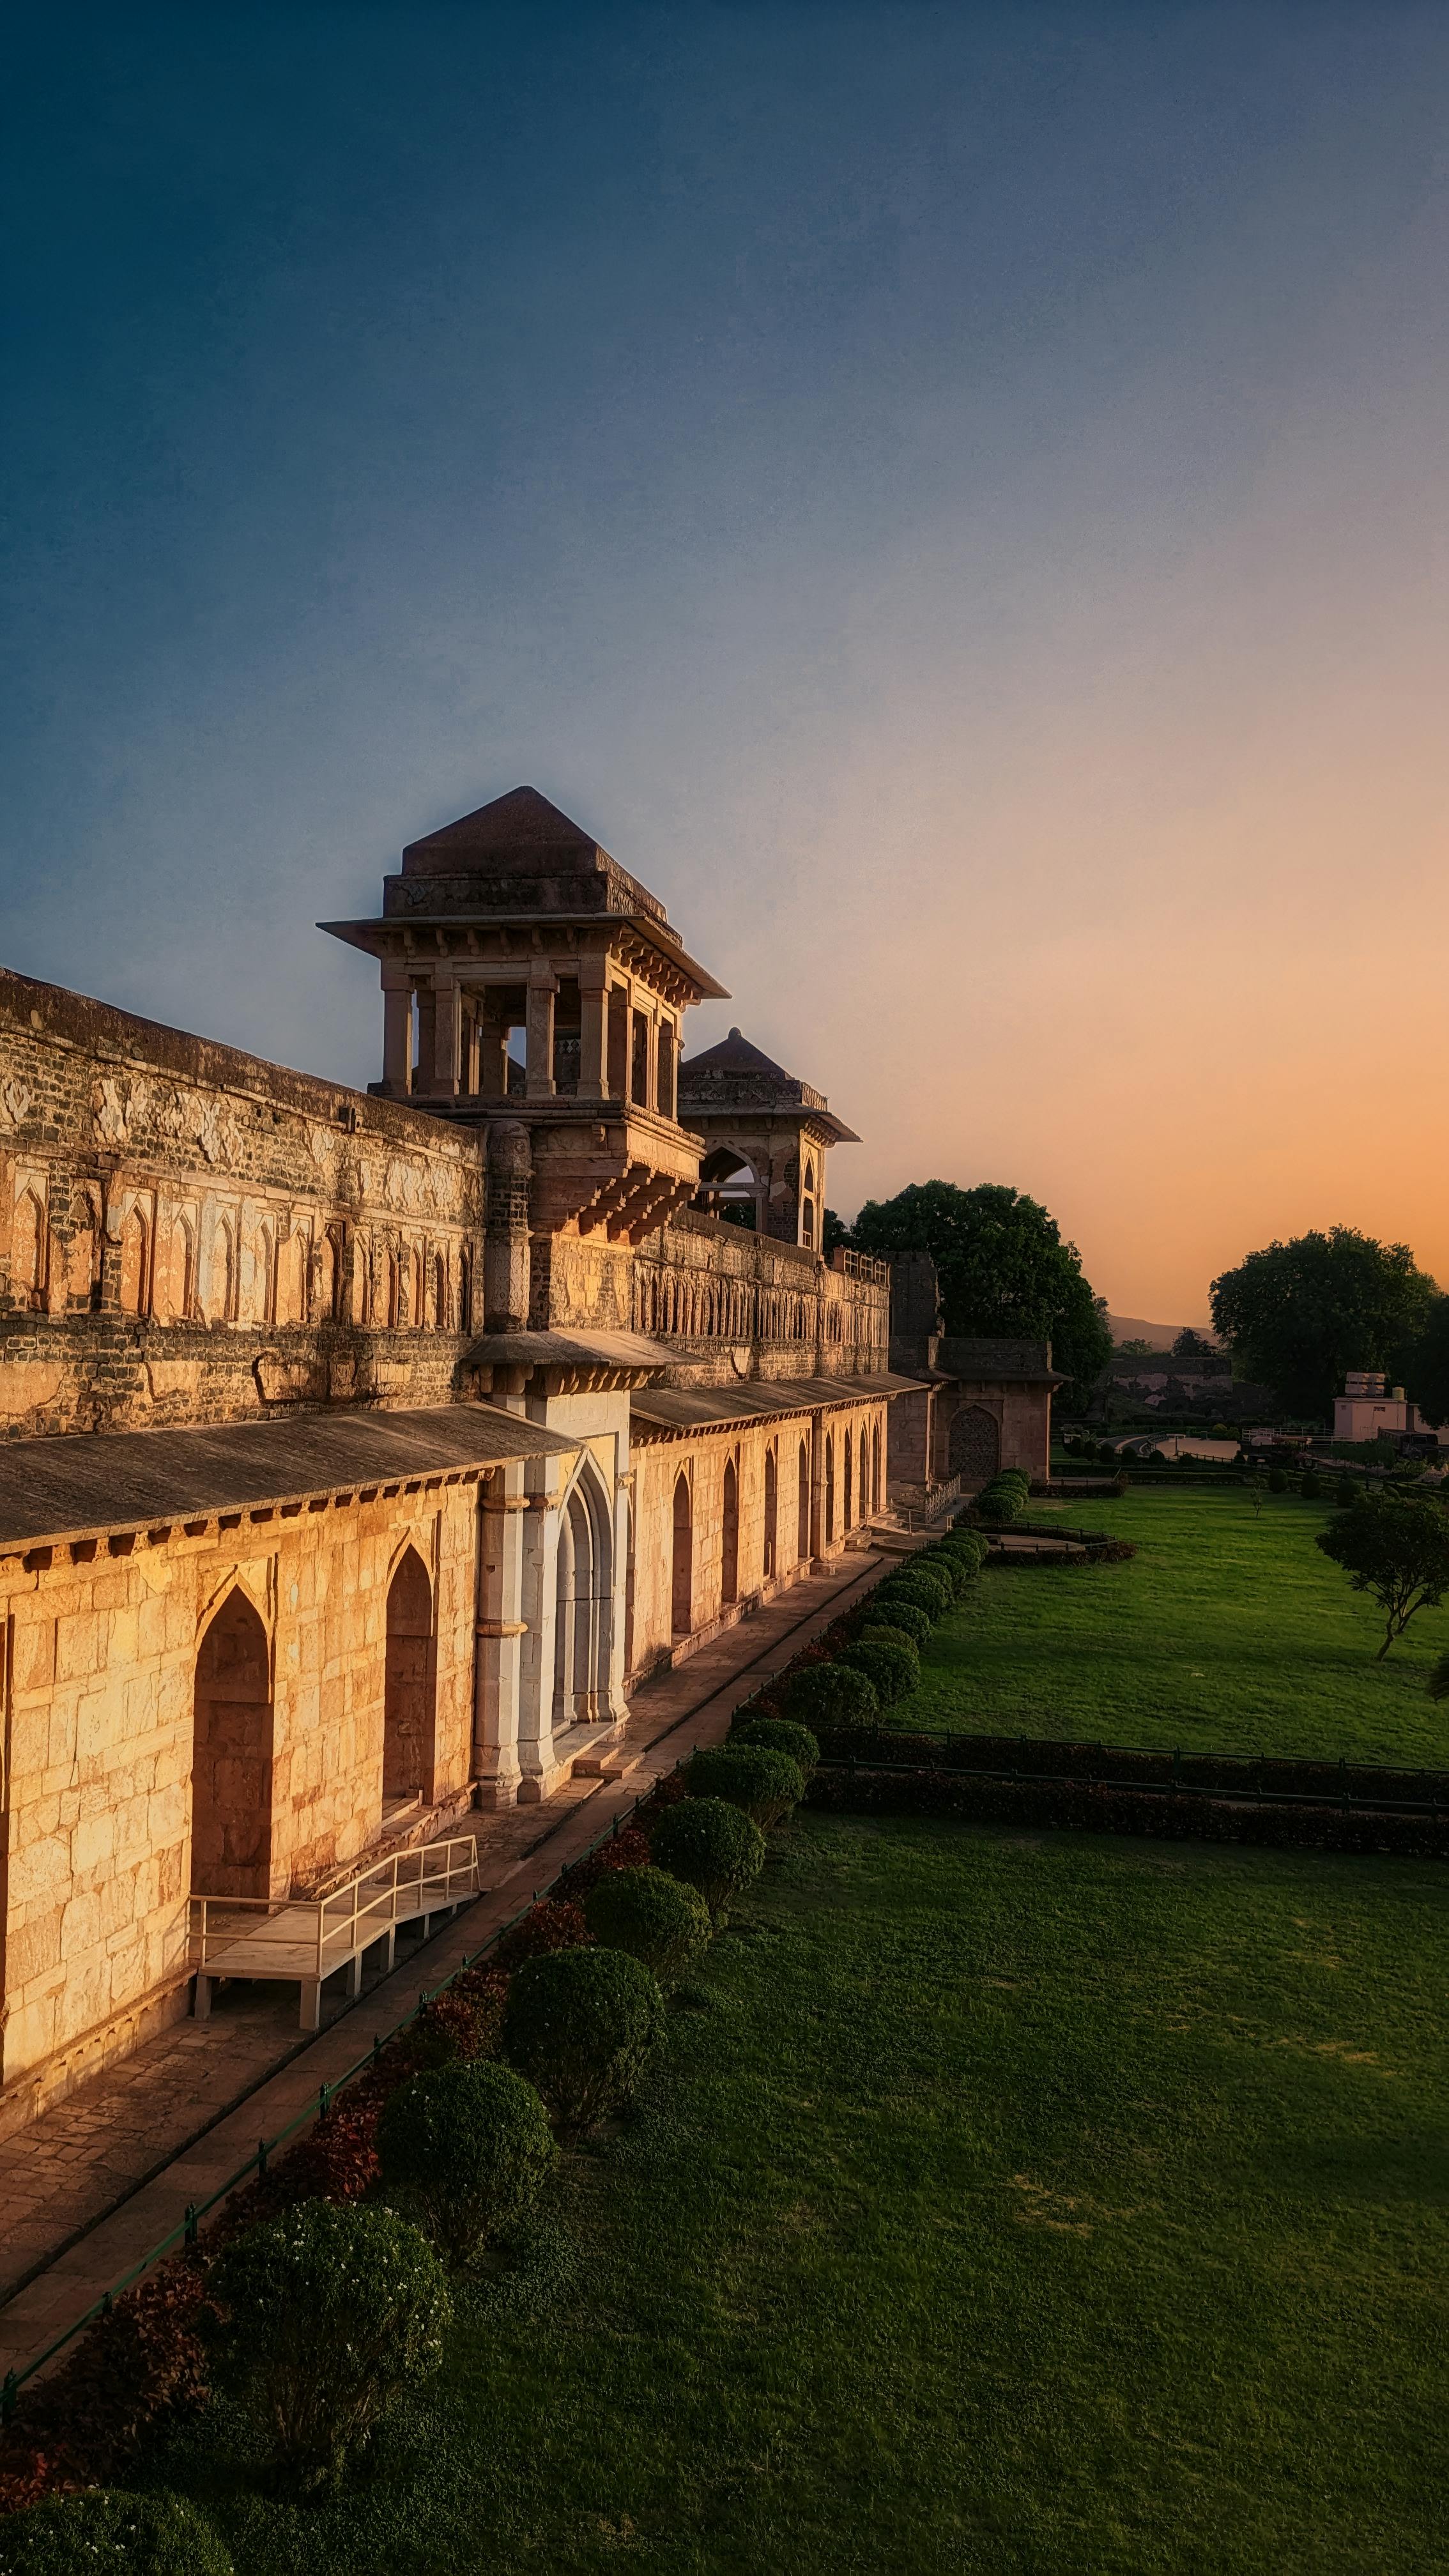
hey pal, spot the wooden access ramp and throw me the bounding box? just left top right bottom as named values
left=188, top=1834, right=482, bottom=2032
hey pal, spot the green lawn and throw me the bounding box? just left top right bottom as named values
left=893, top=1488, right=1449, bottom=1766
left=164, top=1815, right=1449, bottom=2575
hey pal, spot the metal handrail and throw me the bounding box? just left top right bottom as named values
left=188, top=1835, right=481, bottom=1979
left=0, top=1775, right=676, bottom=2425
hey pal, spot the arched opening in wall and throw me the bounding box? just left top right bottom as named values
left=12, top=1189, right=45, bottom=1310
left=176, top=1217, right=197, bottom=1321
left=671, top=1473, right=694, bottom=1636
left=252, top=1222, right=275, bottom=1328
left=843, top=1430, right=854, bottom=1530
left=797, top=1440, right=809, bottom=1563
left=192, top=1591, right=273, bottom=1899
left=384, top=1547, right=436, bottom=1810
left=624, top=1494, right=636, bottom=1677
left=825, top=1436, right=836, bottom=1544
left=317, top=1230, right=337, bottom=1324
left=721, top=1457, right=739, bottom=1606
left=385, top=1245, right=401, bottom=1328
left=210, top=1217, right=237, bottom=1324
left=872, top=1423, right=882, bottom=1510
left=458, top=1246, right=473, bottom=1334
left=66, top=1188, right=99, bottom=1312
left=411, top=1247, right=425, bottom=1329
left=434, top=1250, right=448, bottom=1330
left=553, top=1468, right=615, bottom=1725
left=949, top=1404, right=1001, bottom=1487
left=119, top=1206, right=149, bottom=1316
left=694, top=1146, right=759, bottom=1231
left=763, top=1445, right=778, bottom=1580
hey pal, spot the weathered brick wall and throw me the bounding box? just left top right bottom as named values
left=628, top=1395, right=888, bottom=1675
left=629, top=1213, right=889, bottom=1383
left=0, top=1475, right=482, bottom=2118
left=0, top=969, right=485, bottom=1438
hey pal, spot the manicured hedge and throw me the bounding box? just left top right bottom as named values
left=376, top=2060, right=556, bottom=2267
left=837, top=1637, right=919, bottom=1706
left=684, top=1744, right=804, bottom=1827
left=784, top=1661, right=879, bottom=1729
left=732, top=1714, right=820, bottom=1785
left=808, top=1727, right=1449, bottom=1806
left=859, top=1595, right=931, bottom=1646
left=0, top=2490, right=234, bottom=2573
left=806, top=1763, right=1449, bottom=1859
left=649, top=1796, right=766, bottom=1925
left=583, top=1864, right=712, bottom=1984
left=503, top=1946, right=664, bottom=2136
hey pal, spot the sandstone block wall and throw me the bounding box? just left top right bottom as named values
left=0, top=969, right=484, bottom=1438
left=0, top=1473, right=484, bottom=2113
left=630, top=1213, right=889, bottom=1383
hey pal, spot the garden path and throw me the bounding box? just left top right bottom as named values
left=0, top=1540, right=907, bottom=2387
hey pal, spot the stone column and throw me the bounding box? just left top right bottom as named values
left=381, top=974, right=413, bottom=1094
left=578, top=959, right=608, bottom=1099
left=809, top=1409, right=827, bottom=1566
left=415, top=986, right=437, bottom=1096
left=608, top=1448, right=631, bottom=1719
left=516, top=1471, right=563, bottom=1799
left=463, top=1004, right=481, bottom=1097
left=525, top=963, right=556, bottom=1101
left=473, top=1465, right=526, bottom=1807
left=434, top=974, right=462, bottom=1100
left=484, top=1121, right=532, bottom=1331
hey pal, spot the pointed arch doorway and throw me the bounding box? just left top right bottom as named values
left=192, top=1590, right=273, bottom=1898
left=384, top=1547, right=436, bottom=1811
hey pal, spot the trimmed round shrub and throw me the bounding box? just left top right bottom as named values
left=1267, top=1466, right=1287, bottom=1494
left=941, top=1528, right=986, bottom=1576
left=1336, top=1471, right=1357, bottom=1505
left=784, top=1660, right=879, bottom=1729
left=503, top=1945, right=664, bottom=2135
left=583, top=1864, right=712, bottom=1983
left=975, top=1480, right=1023, bottom=1526
left=1300, top=1469, right=1323, bottom=1501
left=917, top=1547, right=969, bottom=1600
left=733, top=1713, right=820, bottom=1784
left=208, top=2200, right=450, bottom=2491
left=376, top=2058, right=556, bottom=2268
left=877, top=1567, right=952, bottom=1619
left=650, top=1795, right=765, bottom=1925
left=861, top=1593, right=930, bottom=1646
left=0, top=2492, right=233, bottom=2574
left=684, top=1743, right=803, bottom=1828
left=838, top=1636, right=919, bottom=1705
left=859, top=1621, right=924, bottom=1662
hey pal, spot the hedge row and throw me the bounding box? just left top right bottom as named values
left=806, top=1763, right=1449, bottom=1858
left=0, top=1749, right=816, bottom=2550
left=808, top=1727, right=1449, bottom=1807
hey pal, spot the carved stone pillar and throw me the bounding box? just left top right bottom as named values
left=525, top=964, right=556, bottom=1101
left=578, top=959, right=608, bottom=1098
left=434, top=974, right=462, bottom=1099
left=381, top=974, right=412, bottom=1094
left=484, top=1121, right=532, bottom=1331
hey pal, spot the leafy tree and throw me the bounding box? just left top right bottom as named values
left=1209, top=1228, right=1437, bottom=1422
left=1411, top=1294, right=1449, bottom=1428
left=821, top=1207, right=851, bottom=1255
left=1172, top=1327, right=1215, bottom=1360
left=849, top=1181, right=1112, bottom=1397
left=1315, top=1496, right=1449, bottom=1659
left=1116, top=1337, right=1154, bottom=1357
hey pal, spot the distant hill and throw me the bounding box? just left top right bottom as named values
left=1107, top=1314, right=1218, bottom=1352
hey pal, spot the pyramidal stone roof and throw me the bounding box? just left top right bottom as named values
left=678, top=1029, right=860, bottom=1143
left=402, top=785, right=598, bottom=865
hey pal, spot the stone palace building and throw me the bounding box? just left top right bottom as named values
left=0, top=788, right=1054, bottom=2129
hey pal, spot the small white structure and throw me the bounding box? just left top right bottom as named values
left=1333, top=1370, right=1434, bottom=1442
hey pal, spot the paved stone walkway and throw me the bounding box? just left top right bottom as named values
left=0, top=1541, right=909, bottom=2386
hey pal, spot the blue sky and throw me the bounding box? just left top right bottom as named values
left=6, top=3, right=1449, bottom=1313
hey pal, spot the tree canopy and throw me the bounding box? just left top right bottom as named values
left=1411, top=1295, right=1449, bottom=1429
left=1209, top=1228, right=1437, bottom=1421
left=848, top=1181, right=1112, bottom=1395
left=1316, top=1495, right=1449, bottom=1659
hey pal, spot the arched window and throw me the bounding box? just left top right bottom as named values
left=671, top=1473, right=693, bottom=1637
left=12, top=1188, right=45, bottom=1310
left=119, top=1204, right=149, bottom=1316
left=797, top=1440, right=810, bottom=1563
left=65, top=1188, right=99, bottom=1312
left=763, top=1445, right=778, bottom=1581
left=721, top=1457, right=739, bottom=1607
left=192, top=1591, right=273, bottom=1899
left=384, top=1548, right=436, bottom=1807
left=554, top=1467, right=615, bottom=1723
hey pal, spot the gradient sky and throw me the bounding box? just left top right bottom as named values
left=6, top=3, right=1449, bottom=1324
